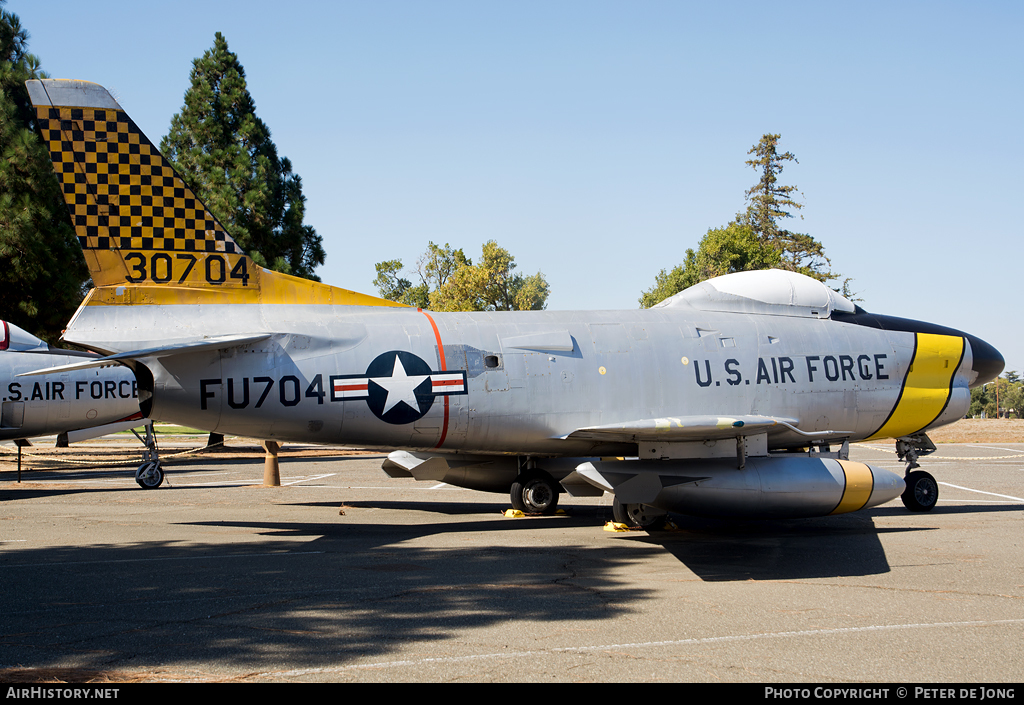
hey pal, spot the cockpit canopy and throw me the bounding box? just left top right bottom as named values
left=0, top=321, right=51, bottom=352
left=653, top=269, right=856, bottom=319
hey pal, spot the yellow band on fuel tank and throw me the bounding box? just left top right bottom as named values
left=867, top=333, right=964, bottom=441
left=829, top=460, right=875, bottom=515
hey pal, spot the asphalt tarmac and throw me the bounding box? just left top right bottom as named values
left=1, top=437, right=1022, bottom=683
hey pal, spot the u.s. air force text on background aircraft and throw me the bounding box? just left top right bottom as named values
left=6, top=379, right=137, bottom=402
left=0, top=319, right=143, bottom=443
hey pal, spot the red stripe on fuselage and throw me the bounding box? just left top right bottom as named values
left=420, top=310, right=450, bottom=448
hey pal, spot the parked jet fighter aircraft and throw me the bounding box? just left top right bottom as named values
left=0, top=319, right=154, bottom=480
left=25, top=79, right=1004, bottom=525
left=0, top=319, right=141, bottom=440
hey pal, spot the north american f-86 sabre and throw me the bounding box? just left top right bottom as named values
left=24, top=79, right=1004, bottom=527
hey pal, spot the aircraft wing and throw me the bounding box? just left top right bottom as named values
left=63, top=414, right=148, bottom=444
left=16, top=334, right=272, bottom=377
left=560, top=414, right=800, bottom=443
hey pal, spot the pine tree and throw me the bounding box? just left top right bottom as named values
left=160, top=33, right=325, bottom=280
left=743, top=134, right=834, bottom=283
left=0, top=2, right=88, bottom=342
left=640, top=133, right=847, bottom=307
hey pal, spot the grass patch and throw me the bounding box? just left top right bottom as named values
left=153, top=423, right=210, bottom=435
left=113, top=423, right=210, bottom=435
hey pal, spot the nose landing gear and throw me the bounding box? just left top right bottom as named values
left=896, top=434, right=939, bottom=512
left=901, top=470, right=938, bottom=512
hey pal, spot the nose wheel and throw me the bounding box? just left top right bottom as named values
left=901, top=470, right=938, bottom=512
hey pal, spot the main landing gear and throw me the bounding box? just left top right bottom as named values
left=510, top=469, right=560, bottom=514
left=132, top=422, right=164, bottom=489
left=612, top=499, right=668, bottom=530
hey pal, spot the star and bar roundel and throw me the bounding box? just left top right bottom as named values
left=332, top=351, right=468, bottom=425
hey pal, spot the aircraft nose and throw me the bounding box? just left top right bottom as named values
left=966, top=333, right=1004, bottom=388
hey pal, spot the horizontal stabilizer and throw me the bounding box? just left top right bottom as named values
left=17, top=334, right=272, bottom=377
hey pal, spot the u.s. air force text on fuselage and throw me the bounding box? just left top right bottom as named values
left=195, top=352, right=890, bottom=410
left=696, top=353, right=890, bottom=387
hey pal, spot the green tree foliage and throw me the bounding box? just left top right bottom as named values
left=641, top=134, right=844, bottom=308
left=372, top=259, right=418, bottom=306
left=0, top=2, right=88, bottom=342
left=373, top=241, right=469, bottom=309
left=1006, top=380, right=1024, bottom=419
left=971, top=373, right=1024, bottom=419
left=374, top=241, right=549, bottom=312
left=639, top=221, right=780, bottom=308
left=160, top=33, right=325, bottom=280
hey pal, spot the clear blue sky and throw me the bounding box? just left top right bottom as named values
left=13, top=1, right=1023, bottom=374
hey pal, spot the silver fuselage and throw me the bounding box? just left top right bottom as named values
left=0, top=350, right=140, bottom=441
left=62, top=299, right=971, bottom=457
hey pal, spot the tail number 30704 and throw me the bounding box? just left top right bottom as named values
left=124, top=252, right=250, bottom=286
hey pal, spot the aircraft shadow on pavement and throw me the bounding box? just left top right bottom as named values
left=278, top=498, right=964, bottom=582
left=0, top=485, right=148, bottom=500
left=5, top=493, right=1017, bottom=675
left=630, top=511, right=917, bottom=581
left=297, top=498, right=614, bottom=520
left=188, top=503, right=905, bottom=585
left=0, top=509, right=927, bottom=676
left=0, top=521, right=651, bottom=675
left=633, top=499, right=1024, bottom=580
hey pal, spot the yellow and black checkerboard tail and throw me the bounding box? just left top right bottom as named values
left=27, top=79, right=252, bottom=290
left=28, top=79, right=406, bottom=308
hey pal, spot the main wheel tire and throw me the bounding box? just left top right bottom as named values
left=510, top=471, right=560, bottom=514
left=135, top=461, right=164, bottom=489
left=901, top=470, right=938, bottom=512
left=612, top=500, right=668, bottom=530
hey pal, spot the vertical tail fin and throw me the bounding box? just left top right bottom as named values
left=27, top=79, right=247, bottom=288
left=27, top=79, right=401, bottom=307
